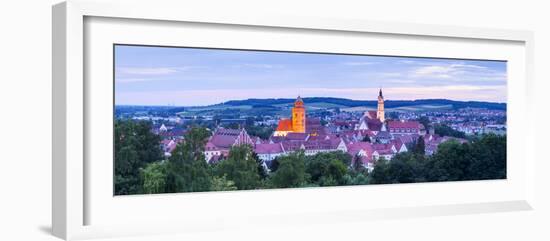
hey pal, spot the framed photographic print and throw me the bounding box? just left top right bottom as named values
left=52, top=0, right=535, bottom=240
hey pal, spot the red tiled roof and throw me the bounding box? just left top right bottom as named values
left=209, top=128, right=251, bottom=148
left=347, top=141, right=374, bottom=156
left=210, top=134, right=237, bottom=148
left=368, top=111, right=377, bottom=118
left=375, top=149, right=394, bottom=155
left=254, top=143, right=284, bottom=154
left=285, top=132, right=309, bottom=140
left=205, top=141, right=220, bottom=151
left=391, top=139, right=405, bottom=149
left=387, top=120, right=420, bottom=129
left=366, top=119, right=383, bottom=131
left=276, top=118, right=293, bottom=132
left=280, top=138, right=342, bottom=152
left=372, top=143, right=394, bottom=151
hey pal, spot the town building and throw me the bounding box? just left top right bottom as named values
left=387, top=120, right=422, bottom=135
left=204, top=128, right=254, bottom=163
left=273, top=96, right=306, bottom=136
left=377, top=88, right=385, bottom=122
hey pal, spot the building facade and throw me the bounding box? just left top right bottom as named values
left=377, top=89, right=385, bottom=122
left=274, top=96, right=306, bottom=136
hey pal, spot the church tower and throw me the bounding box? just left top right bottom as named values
left=291, top=96, right=306, bottom=133
left=377, top=89, right=385, bottom=122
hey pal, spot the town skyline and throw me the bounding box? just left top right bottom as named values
left=114, top=95, right=507, bottom=108
left=115, top=45, right=507, bottom=106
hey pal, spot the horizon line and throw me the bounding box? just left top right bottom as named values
left=114, top=97, right=507, bottom=108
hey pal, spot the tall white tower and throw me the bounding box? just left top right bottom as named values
left=377, top=89, right=385, bottom=122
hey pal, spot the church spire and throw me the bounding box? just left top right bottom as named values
left=377, top=88, right=385, bottom=122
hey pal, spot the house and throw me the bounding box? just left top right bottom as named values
left=374, top=131, right=392, bottom=144
left=391, top=139, right=408, bottom=153
left=387, top=120, right=421, bottom=135
left=160, top=139, right=181, bottom=157
left=346, top=141, right=375, bottom=171
left=203, top=128, right=253, bottom=162
left=279, top=137, right=347, bottom=156
left=372, top=143, right=397, bottom=160
left=158, top=128, right=186, bottom=140
left=305, top=117, right=327, bottom=136
left=423, top=134, right=467, bottom=155
left=356, top=116, right=384, bottom=134
left=254, top=143, right=285, bottom=162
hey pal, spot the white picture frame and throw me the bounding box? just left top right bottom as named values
left=52, top=0, right=535, bottom=240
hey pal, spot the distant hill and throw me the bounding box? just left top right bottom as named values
left=219, top=97, right=506, bottom=111
left=115, top=97, right=506, bottom=119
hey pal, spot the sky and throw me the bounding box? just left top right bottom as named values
left=114, top=45, right=507, bottom=106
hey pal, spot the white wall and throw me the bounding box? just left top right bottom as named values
left=0, top=0, right=548, bottom=240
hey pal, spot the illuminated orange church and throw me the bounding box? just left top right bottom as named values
left=273, top=96, right=306, bottom=137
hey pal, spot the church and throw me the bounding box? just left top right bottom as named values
left=359, top=89, right=385, bottom=126
left=273, top=96, right=306, bottom=137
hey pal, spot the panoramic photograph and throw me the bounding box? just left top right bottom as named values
left=114, top=44, right=507, bottom=195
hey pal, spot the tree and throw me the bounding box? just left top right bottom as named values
left=165, top=127, right=212, bottom=193
left=343, top=172, right=370, bottom=185
left=434, top=124, right=466, bottom=138
left=210, top=175, right=238, bottom=191
left=465, top=134, right=506, bottom=180
left=252, top=152, right=269, bottom=180
left=141, top=161, right=167, bottom=194
left=115, top=120, right=163, bottom=195
left=323, top=159, right=348, bottom=186
left=304, top=152, right=350, bottom=186
left=268, top=157, right=280, bottom=172
left=412, top=136, right=425, bottom=155
left=245, top=117, right=255, bottom=126
left=369, top=134, right=506, bottom=185
left=270, top=151, right=308, bottom=188
left=245, top=125, right=275, bottom=140
left=215, top=145, right=261, bottom=190
left=223, top=122, right=241, bottom=130
left=418, top=116, right=431, bottom=130
left=426, top=140, right=472, bottom=182
left=370, top=153, right=428, bottom=184
left=351, top=153, right=366, bottom=172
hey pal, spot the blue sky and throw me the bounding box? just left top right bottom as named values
left=115, top=45, right=507, bottom=106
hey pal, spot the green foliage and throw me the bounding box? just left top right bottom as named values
left=370, top=134, right=506, bottom=184
left=269, top=151, right=308, bottom=188
left=215, top=145, right=261, bottom=190
left=417, top=116, right=431, bottom=129
left=115, top=120, right=505, bottom=194
left=434, top=124, right=466, bottom=138
left=410, top=136, right=425, bottom=155
left=165, top=127, right=212, bottom=193
left=268, top=157, right=280, bottom=172
left=343, top=172, right=370, bottom=185
left=425, top=140, right=471, bottom=181
left=211, top=175, right=238, bottom=191
left=114, top=120, right=163, bottom=195
left=222, top=122, right=241, bottom=130
left=252, top=152, right=269, bottom=180
left=245, top=125, right=275, bottom=140
left=305, top=153, right=349, bottom=186
left=141, top=161, right=167, bottom=194
left=370, top=154, right=426, bottom=184
left=466, top=134, right=506, bottom=180
left=351, top=153, right=366, bottom=173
